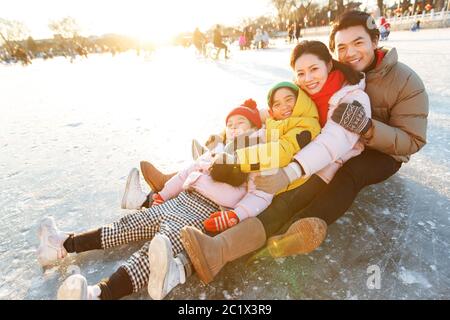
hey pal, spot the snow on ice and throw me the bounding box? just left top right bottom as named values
left=0, top=28, right=449, bottom=299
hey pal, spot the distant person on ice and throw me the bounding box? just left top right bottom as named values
left=213, top=24, right=229, bottom=59
left=411, top=20, right=421, bottom=32
left=238, top=32, right=247, bottom=50
left=192, top=27, right=207, bottom=56
left=379, top=16, right=391, bottom=40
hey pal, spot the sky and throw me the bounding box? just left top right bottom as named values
left=1, top=0, right=276, bottom=42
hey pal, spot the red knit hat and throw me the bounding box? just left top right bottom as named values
left=225, top=99, right=262, bottom=129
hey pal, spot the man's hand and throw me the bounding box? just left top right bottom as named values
left=331, top=100, right=372, bottom=135
left=254, top=169, right=290, bottom=194
left=204, top=210, right=239, bottom=233
left=254, top=162, right=304, bottom=194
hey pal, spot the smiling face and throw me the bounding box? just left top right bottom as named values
left=294, top=53, right=331, bottom=96
left=225, top=115, right=254, bottom=141
left=270, top=88, right=297, bottom=120
left=334, top=25, right=378, bottom=72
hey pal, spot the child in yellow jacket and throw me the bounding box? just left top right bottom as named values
left=205, top=82, right=321, bottom=232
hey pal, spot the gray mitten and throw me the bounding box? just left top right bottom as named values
left=331, top=100, right=371, bottom=135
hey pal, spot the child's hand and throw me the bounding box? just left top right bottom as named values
left=151, top=193, right=165, bottom=206
left=205, top=134, right=224, bottom=150
left=209, top=153, right=248, bottom=187
left=204, top=210, right=239, bottom=233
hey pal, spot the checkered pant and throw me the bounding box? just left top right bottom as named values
left=100, top=190, right=219, bottom=292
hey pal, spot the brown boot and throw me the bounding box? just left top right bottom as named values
left=180, top=218, right=266, bottom=284
left=266, top=217, right=327, bottom=258
left=140, top=161, right=176, bottom=192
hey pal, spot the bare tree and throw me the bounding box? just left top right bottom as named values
left=434, top=0, right=446, bottom=11
left=400, top=0, right=411, bottom=14
left=272, top=0, right=289, bottom=27
left=336, top=0, right=345, bottom=16
left=48, top=16, right=81, bottom=38
left=0, top=18, right=30, bottom=53
left=377, top=0, right=384, bottom=16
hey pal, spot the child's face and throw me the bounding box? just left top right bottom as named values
left=271, top=88, right=297, bottom=120
left=294, top=53, right=330, bottom=95
left=226, top=115, right=253, bottom=140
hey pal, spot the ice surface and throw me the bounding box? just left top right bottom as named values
left=0, top=28, right=449, bottom=300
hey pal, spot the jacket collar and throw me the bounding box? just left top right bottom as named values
left=329, top=75, right=366, bottom=107
left=366, top=47, right=398, bottom=80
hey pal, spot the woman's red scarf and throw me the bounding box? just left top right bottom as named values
left=309, top=69, right=345, bottom=128
left=306, top=50, right=384, bottom=128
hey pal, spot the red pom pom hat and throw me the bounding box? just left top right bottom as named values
left=225, top=99, right=262, bottom=129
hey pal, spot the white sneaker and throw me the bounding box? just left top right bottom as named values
left=37, top=217, right=69, bottom=267
left=57, top=274, right=101, bottom=300
left=121, top=168, right=147, bottom=210
left=148, top=234, right=186, bottom=300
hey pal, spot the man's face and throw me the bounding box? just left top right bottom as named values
left=333, top=25, right=378, bottom=72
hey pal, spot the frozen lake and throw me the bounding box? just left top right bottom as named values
left=1, top=28, right=449, bottom=300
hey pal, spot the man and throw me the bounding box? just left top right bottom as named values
left=213, top=24, right=229, bottom=59
left=269, top=10, right=429, bottom=226
left=179, top=11, right=428, bottom=284
left=192, top=27, right=207, bottom=57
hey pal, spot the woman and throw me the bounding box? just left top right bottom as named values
left=179, top=40, right=372, bottom=284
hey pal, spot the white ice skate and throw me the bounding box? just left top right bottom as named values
left=121, top=168, right=147, bottom=210
left=37, top=216, right=69, bottom=267
left=57, top=274, right=101, bottom=300
left=148, top=234, right=186, bottom=300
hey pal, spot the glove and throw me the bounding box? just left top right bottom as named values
left=254, top=165, right=296, bottom=194
left=151, top=193, right=165, bottom=206
left=204, top=210, right=240, bottom=233
left=331, top=100, right=372, bottom=135
left=210, top=153, right=247, bottom=187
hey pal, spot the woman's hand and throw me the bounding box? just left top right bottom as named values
left=331, top=100, right=372, bottom=135
left=255, top=162, right=305, bottom=194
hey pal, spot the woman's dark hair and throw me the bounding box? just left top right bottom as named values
left=290, top=40, right=363, bottom=85
left=329, top=10, right=380, bottom=52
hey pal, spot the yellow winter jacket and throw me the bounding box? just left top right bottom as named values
left=235, top=89, right=321, bottom=193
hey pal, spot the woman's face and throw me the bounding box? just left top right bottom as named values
left=294, top=53, right=331, bottom=95
left=270, top=88, right=297, bottom=120
left=225, top=115, right=253, bottom=141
